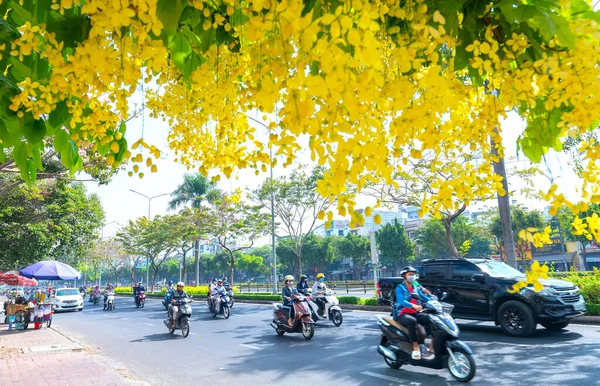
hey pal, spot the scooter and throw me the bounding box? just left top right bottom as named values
left=104, top=292, right=115, bottom=311
left=162, top=289, right=173, bottom=311
left=376, top=293, right=476, bottom=383
left=307, top=289, right=343, bottom=327
left=92, top=295, right=100, bottom=306
left=223, top=283, right=234, bottom=307
left=208, top=293, right=231, bottom=319
left=136, top=290, right=146, bottom=308
left=163, top=297, right=193, bottom=338
left=269, top=293, right=315, bottom=340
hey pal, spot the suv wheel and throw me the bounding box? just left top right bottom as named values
left=498, top=300, right=536, bottom=337
left=540, top=321, right=570, bottom=331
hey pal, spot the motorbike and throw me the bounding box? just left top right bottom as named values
left=376, top=293, right=476, bottom=383
left=104, top=292, right=115, bottom=311
left=135, top=290, right=146, bottom=308
left=208, top=293, right=231, bottom=319
left=162, top=289, right=173, bottom=311
left=92, top=294, right=100, bottom=306
left=269, top=293, right=315, bottom=340
left=306, top=289, right=343, bottom=327
left=223, top=283, right=234, bottom=307
left=163, top=297, right=193, bottom=338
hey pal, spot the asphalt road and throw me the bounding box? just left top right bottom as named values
left=53, top=297, right=600, bottom=386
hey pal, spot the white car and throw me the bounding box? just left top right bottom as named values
left=53, top=288, right=83, bottom=312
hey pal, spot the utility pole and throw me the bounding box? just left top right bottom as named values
left=270, top=146, right=278, bottom=295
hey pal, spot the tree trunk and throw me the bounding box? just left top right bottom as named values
left=182, top=250, right=187, bottom=285
left=491, top=129, right=517, bottom=268
left=443, top=219, right=461, bottom=258
left=229, top=251, right=235, bottom=284
left=194, top=239, right=200, bottom=286
left=295, top=253, right=302, bottom=279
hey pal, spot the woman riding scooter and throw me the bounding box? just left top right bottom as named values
left=282, top=275, right=298, bottom=326
left=394, top=266, right=433, bottom=360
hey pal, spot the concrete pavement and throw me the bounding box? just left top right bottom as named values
left=50, top=297, right=600, bottom=385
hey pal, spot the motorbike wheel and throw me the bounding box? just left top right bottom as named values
left=141, top=299, right=145, bottom=309
left=181, top=317, right=190, bottom=338
left=276, top=326, right=285, bottom=336
left=229, top=297, right=234, bottom=308
left=223, top=305, right=230, bottom=319
left=301, top=322, right=314, bottom=340
left=169, top=328, right=175, bottom=334
left=331, top=310, right=343, bottom=327
left=447, top=349, right=476, bottom=383
left=136, top=301, right=140, bottom=308
left=46, top=316, right=52, bottom=328
left=383, top=341, right=402, bottom=369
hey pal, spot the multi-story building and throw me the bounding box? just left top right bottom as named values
left=314, top=220, right=351, bottom=237
left=352, top=209, right=408, bottom=236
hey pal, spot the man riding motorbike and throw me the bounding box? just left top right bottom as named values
left=212, top=279, right=227, bottom=313
left=103, top=283, right=115, bottom=309
left=134, top=282, right=145, bottom=305
left=92, top=285, right=101, bottom=304
left=282, top=275, right=298, bottom=327
left=311, top=273, right=328, bottom=317
left=297, top=275, right=309, bottom=295
left=394, top=266, right=432, bottom=360
left=169, top=282, right=190, bottom=329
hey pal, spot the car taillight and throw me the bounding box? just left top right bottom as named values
left=376, top=281, right=381, bottom=296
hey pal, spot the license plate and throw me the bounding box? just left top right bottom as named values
left=574, top=302, right=586, bottom=311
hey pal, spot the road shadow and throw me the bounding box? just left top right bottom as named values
left=129, top=333, right=181, bottom=343
left=458, top=322, right=583, bottom=344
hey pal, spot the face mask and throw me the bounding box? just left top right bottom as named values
left=320, top=278, right=324, bottom=282
left=289, top=281, right=294, bottom=286
left=406, top=275, right=416, bottom=284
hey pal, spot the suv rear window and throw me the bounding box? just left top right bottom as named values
left=423, top=264, right=446, bottom=279
left=450, top=263, right=481, bottom=281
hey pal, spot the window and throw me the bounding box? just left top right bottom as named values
left=56, top=289, right=79, bottom=296
left=423, top=265, right=446, bottom=279
left=451, top=263, right=481, bottom=281
left=338, top=230, right=344, bottom=236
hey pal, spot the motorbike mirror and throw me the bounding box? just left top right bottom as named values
left=440, top=292, right=448, bottom=300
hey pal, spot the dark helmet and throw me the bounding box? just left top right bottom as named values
left=168, top=280, right=172, bottom=285
left=400, top=266, right=417, bottom=276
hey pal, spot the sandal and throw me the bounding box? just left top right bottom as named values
left=412, top=350, right=421, bottom=360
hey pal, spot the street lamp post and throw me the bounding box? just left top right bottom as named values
left=129, top=189, right=170, bottom=288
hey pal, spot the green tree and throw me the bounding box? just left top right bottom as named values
left=276, top=234, right=335, bottom=277
left=465, top=234, right=493, bottom=257
left=168, top=173, right=221, bottom=286
left=489, top=205, right=547, bottom=264
left=163, top=209, right=200, bottom=284
left=335, top=233, right=370, bottom=280
left=416, top=216, right=474, bottom=259
left=376, top=219, right=415, bottom=275
left=200, top=196, right=271, bottom=283
left=252, top=167, right=335, bottom=278
left=98, top=238, right=129, bottom=286
left=0, top=180, right=104, bottom=270
left=556, top=204, right=600, bottom=270
left=236, top=253, right=267, bottom=280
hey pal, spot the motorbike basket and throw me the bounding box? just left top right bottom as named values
left=440, top=302, right=454, bottom=314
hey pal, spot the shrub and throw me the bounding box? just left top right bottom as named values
left=558, top=271, right=600, bottom=304
left=338, top=296, right=360, bottom=304
left=586, top=303, right=600, bottom=315
left=361, top=298, right=378, bottom=306
left=235, top=294, right=280, bottom=301
left=114, top=287, right=132, bottom=294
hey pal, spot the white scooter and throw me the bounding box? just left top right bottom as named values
left=104, top=292, right=115, bottom=311
left=307, top=289, right=343, bottom=327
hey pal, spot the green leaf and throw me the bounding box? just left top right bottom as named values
left=169, top=32, right=192, bottom=71
left=0, top=118, right=8, bottom=143
left=552, top=15, right=576, bottom=48
left=12, top=141, right=30, bottom=183
left=27, top=158, right=36, bottom=182
left=54, top=129, right=69, bottom=153
left=180, top=6, right=202, bottom=29
left=48, top=100, right=69, bottom=129
left=183, top=52, right=204, bottom=79
left=10, top=57, right=32, bottom=80
left=196, top=26, right=216, bottom=53
left=114, top=136, right=128, bottom=163
left=0, top=143, right=5, bottom=162
left=230, top=8, right=250, bottom=26
left=22, top=118, right=46, bottom=143
left=309, top=61, right=320, bottom=76
left=45, top=11, right=91, bottom=49
left=519, top=136, right=544, bottom=163
left=32, top=143, right=42, bottom=169
left=9, top=0, right=31, bottom=25
left=157, top=0, right=184, bottom=34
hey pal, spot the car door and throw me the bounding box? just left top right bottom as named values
left=420, top=263, right=450, bottom=299
left=447, top=262, right=490, bottom=316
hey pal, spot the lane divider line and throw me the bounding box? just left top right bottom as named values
left=360, top=371, right=405, bottom=383
left=240, top=343, right=262, bottom=350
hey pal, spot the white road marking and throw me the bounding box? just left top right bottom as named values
left=120, top=318, right=129, bottom=320
left=240, top=343, right=262, bottom=350
left=360, top=371, right=405, bottom=383
left=145, top=323, right=154, bottom=326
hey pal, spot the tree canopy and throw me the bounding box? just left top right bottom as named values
left=375, top=219, right=414, bottom=274
left=1, top=0, right=599, bottom=240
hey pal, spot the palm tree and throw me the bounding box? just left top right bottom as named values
left=169, top=173, right=221, bottom=285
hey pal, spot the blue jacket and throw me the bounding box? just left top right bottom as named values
left=394, top=282, right=431, bottom=313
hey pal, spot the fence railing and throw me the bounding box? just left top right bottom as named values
left=235, top=281, right=376, bottom=294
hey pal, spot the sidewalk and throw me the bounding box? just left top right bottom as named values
left=0, top=325, right=148, bottom=386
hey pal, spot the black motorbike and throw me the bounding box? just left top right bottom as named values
left=164, top=297, right=193, bottom=338
left=208, top=293, right=231, bottom=319
left=223, top=282, right=234, bottom=307
left=376, top=294, right=476, bottom=383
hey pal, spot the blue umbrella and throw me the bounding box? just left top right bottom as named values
left=19, top=260, right=81, bottom=280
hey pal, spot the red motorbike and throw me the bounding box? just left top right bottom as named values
left=269, top=293, right=315, bottom=340
left=136, top=291, right=146, bottom=308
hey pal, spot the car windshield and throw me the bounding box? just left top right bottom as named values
left=476, top=261, right=525, bottom=278
left=56, top=289, right=79, bottom=296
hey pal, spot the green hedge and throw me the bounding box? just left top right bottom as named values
left=338, top=296, right=360, bottom=304
left=114, top=287, right=132, bottom=294
left=585, top=303, right=600, bottom=315
left=551, top=270, right=600, bottom=304
left=362, top=298, right=378, bottom=306
left=235, top=294, right=281, bottom=301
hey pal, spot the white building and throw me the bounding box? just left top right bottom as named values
left=314, top=220, right=351, bottom=237
left=352, top=209, right=408, bottom=236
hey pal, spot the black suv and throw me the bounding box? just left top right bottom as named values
left=377, top=258, right=586, bottom=337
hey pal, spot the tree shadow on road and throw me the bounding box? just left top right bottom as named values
left=129, top=333, right=181, bottom=343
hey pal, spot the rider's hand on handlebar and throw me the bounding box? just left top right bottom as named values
left=412, top=304, right=423, bottom=312
left=171, top=299, right=176, bottom=303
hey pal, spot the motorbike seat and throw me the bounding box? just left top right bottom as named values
left=383, top=317, right=427, bottom=342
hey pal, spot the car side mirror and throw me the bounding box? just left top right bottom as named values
left=471, top=274, right=485, bottom=283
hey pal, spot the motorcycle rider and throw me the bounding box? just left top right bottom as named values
left=134, top=282, right=146, bottom=306
left=282, top=275, right=298, bottom=326
left=297, top=275, right=309, bottom=295
left=311, top=273, right=328, bottom=317
left=166, top=280, right=173, bottom=293
left=212, top=279, right=227, bottom=313
left=103, top=283, right=115, bottom=309
left=169, top=282, right=189, bottom=329
left=92, top=285, right=101, bottom=303
left=394, top=266, right=432, bottom=360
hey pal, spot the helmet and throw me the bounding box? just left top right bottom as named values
left=284, top=275, right=294, bottom=282
left=400, top=266, right=417, bottom=276
left=168, top=280, right=172, bottom=285
left=217, top=279, right=223, bottom=283
left=222, top=276, right=227, bottom=281
left=300, top=275, right=307, bottom=280
left=212, top=278, right=217, bottom=283
left=316, top=273, right=325, bottom=279
left=176, top=282, right=185, bottom=287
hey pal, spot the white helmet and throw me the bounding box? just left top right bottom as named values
left=176, top=282, right=185, bottom=287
